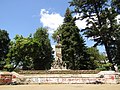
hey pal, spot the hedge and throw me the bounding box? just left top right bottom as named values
left=18, top=70, right=100, bottom=74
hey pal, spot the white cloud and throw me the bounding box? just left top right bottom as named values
left=51, top=44, right=56, bottom=57
left=40, top=9, right=64, bottom=33
left=116, top=15, right=120, bottom=24
left=75, top=19, right=87, bottom=29
left=75, top=14, right=120, bottom=29
left=51, top=45, right=55, bottom=51
left=40, top=9, right=88, bottom=34
left=74, top=14, right=87, bottom=29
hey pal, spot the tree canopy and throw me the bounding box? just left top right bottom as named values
left=52, top=8, right=96, bottom=70
left=1, top=0, right=120, bottom=71
left=69, top=0, right=120, bottom=65
left=0, top=29, right=10, bottom=70
left=33, top=28, right=53, bottom=70
left=4, top=27, right=53, bottom=71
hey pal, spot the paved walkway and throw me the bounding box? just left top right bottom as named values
left=0, top=84, right=120, bottom=90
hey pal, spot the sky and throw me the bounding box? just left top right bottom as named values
left=0, top=0, right=105, bottom=52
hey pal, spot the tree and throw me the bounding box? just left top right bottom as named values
left=112, top=0, right=120, bottom=14
left=87, top=47, right=108, bottom=69
left=115, top=35, right=120, bottom=65
left=54, top=8, right=93, bottom=70
left=69, top=0, right=120, bottom=65
left=6, top=35, right=34, bottom=71
left=0, top=29, right=10, bottom=70
left=33, top=27, right=53, bottom=70
left=6, top=28, right=53, bottom=71
left=87, top=47, right=100, bottom=69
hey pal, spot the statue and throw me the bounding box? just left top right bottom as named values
left=114, top=64, right=118, bottom=72
left=56, top=34, right=60, bottom=44
left=50, top=34, right=67, bottom=70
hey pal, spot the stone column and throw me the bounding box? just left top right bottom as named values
left=51, top=44, right=66, bottom=70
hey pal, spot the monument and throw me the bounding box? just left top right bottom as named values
left=51, top=35, right=66, bottom=70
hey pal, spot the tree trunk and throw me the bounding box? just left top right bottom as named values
left=104, top=43, right=113, bottom=64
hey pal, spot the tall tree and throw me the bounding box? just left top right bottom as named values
left=6, top=35, right=34, bottom=71
left=33, top=27, right=53, bottom=70
left=69, top=0, right=120, bottom=64
left=58, top=8, right=92, bottom=70
left=6, top=28, right=53, bottom=71
left=0, top=29, right=10, bottom=70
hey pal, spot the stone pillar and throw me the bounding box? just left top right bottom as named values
left=51, top=44, right=66, bottom=70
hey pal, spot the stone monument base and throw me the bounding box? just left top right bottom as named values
left=17, top=70, right=120, bottom=84
left=51, top=44, right=67, bottom=70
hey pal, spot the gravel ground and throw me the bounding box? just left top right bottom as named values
left=0, top=84, right=120, bottom=90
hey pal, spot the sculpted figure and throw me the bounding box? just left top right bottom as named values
left=56, top=34, right=60, bottom=44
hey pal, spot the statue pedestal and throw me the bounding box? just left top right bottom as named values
left=51, top=44, right=67, bottom=70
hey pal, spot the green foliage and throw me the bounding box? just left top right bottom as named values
left=96, top=63, right=112, bottom=71
left=6, top=35, right=34, bottom=71
left=0, top=29, right=10, bottom=70
left=87, top=47, right=107, bottom=69
left=54, top=8, right=94, bottom=70
left=115, top=37, right=120, bottom=65
left=112, top=0, right=120, bottom=14
left=5, top=27, right=53, bottom=71
left=33, top=27, right=53, bottom=70
left=2, top=1, right=120, bottom=71
left=69, top=0, right=120, bottom=65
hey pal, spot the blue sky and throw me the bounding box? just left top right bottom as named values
left=0, top=0, right=105, bottom=52
left=0, top=0, right=70, bottom=38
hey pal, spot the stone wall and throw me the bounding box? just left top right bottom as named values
left=20, top=72, right=120, bottom=84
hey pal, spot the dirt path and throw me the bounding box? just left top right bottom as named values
left=0, top=84, right=120, bottom=90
